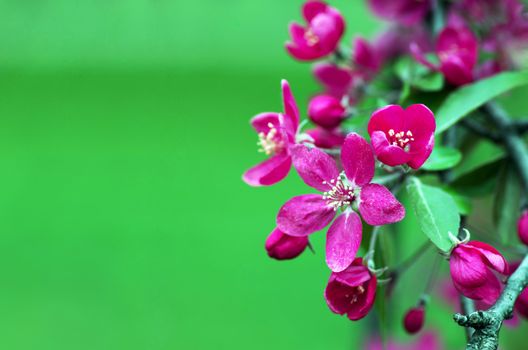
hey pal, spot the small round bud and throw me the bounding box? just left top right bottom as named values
left=517, top=210, right=528, bottom=246
left=308, top=95, right=346, bottom=129
left=265, top=228, right=309, bottom=260
left=403, top=306, right=425, bottom=334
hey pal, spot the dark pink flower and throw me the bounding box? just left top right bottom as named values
left=305, top=127, right=346, bottom=149
left=276, top=133, right=405, bottom=272
left=286, top=1, right=345, bottom=61
left=367, top=104, right=436, bottom=169
left=313, top=63, right=357, bottom=98
left=367, top=0, right=431, bottom=26
left=308, top=94, right=346, bottom=129
left=352, top=37, right=382, bottom=80
left=325, top=258, right=377, bottom=321
left=518, top=210, right=528, bottom=245
left=243, top=80, right=299, bottom=186
left=403, top=306, right=425, bottom=334
left=265, top=227, right=309, bottom=260
left=411, top=25, right=478, bottom=86
left=449, top=241, right=508, bottom=305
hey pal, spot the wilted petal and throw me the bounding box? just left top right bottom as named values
left=326, top=211, right=362, bottom=272
left=277, top=194, right=335, bottom=236
left=291, top=144, right=340, bottom=191
left=341, top=133, right=375, bottom=186
left=242, top=153, right=292, bottom=186
left=359, top=184, right=405, bottom=225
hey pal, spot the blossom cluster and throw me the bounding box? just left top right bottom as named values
left=243, top=0, right=528, bottom=345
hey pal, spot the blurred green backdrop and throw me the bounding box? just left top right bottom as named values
left=0, top=1, right=526, bottom=349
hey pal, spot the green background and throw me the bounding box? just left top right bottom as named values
left=0, top=1, right=526, bottom=349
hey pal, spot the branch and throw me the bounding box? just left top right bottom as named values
left=513, top=120, right=528, bottom=134
left=452, top=102, right=528, bottom=349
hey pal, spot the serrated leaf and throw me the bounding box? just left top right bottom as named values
left=494, top=165, right=521, bottom=244
left=422, top=146, right=462, bottom=171
left=407, top=177, right=460, bottom=252
left=436, top=70, right=528, bottom=133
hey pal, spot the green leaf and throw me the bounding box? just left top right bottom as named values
left=442, top=187, right=473, bottom=215
left=494, top=165, right=522, bottom=244
left=436, top=70, right=528, bottom=133
left=422, top=146, right=462, bottom=171
left=394, top=56, right=444, bottom=92
left=452, top=139, right=505, bottom=180
left=406, top=177, right=460, bottom=252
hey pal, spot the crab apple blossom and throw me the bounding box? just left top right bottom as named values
left=308, top=94, right=346, bottom=129
left=324, top=258, right=377, bottom=321
left=265, top=227, right=309, bottom=260
left=367, top=0, right=431, bottom=26
left=276, top=133, right=405, bottom=272
left=518, top=210, right=528, bottom=246
left=449, top=241, right=508, bottom=305
left=353, top=37, right=381, bottom=79
left=313, top=63, right=356, bottom=98
left=305, top=127, right=345, bottom=149
left=243, top=80, right=299, bottom=186
left=285, top=0, right=345, bottom=61
left=367, top=104, right=436, bottom=169
left=403, top=305, right=425, bottom=334
left=411, top=25, right=478, bottom=86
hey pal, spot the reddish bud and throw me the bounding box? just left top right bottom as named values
left=308, top=95, right=346, bottom=129
left=265, top=227, right=309, bottom=260
left=403, top=306, right=425, bottom=334
left=517, top=210, right=528, bottom=245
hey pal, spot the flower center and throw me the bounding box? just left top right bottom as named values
left=345, top=285, right=365, bottom=304
left=387, top=129, right=415, bottom=151
left=322, top=173, right=355, bottom=211
left=304, top=28, right=320, bottom=47
left=257, top=123, right=284, bottom=156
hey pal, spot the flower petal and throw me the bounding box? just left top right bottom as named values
left=250, top=112, right=281, bottom=134
left=265, top=227, right=309, bottom=260
left=359, top=184, right=405, bottom=225
left=302, top=0, right=327, bottom=22
left=341, top=133, right=375, bottom=186
left=281, top=79, right=300, bottom=133
left=277, top=194, right=335, bottom=236
left=370, top=130, right=412, bottom=167
left=466, top=241, right=509, bottom=275
left=450, top=245, right=488, bottom=288
left=326, top=211, right=363, bottom=272
left=242, top=154, right=292, bottom=186
left=312, top=63, right=353, bottom=97
left=291, top=144, right=340, bottom=191
left=368, top=105, right=405, bottom=135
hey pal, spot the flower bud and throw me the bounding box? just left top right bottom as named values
left=265, top=227, right=309, bottom=260
left=308, top=95, right=346, bottom=129
left=403, top=306, right=425, bottom=334
left=517, top=210, right=528, bottom=245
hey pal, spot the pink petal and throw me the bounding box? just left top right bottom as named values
left=276, top=194, right=335, bottom=236
left=341, top=133, right=375, bottom=186
left=281, top=79, right=300, bottom=133
left=450, top=245, right=488, bottom=288
left=305, top=127, right=346, bottom=149
left=440, top=56, right=474, bottom=86
left=370, top=130, right=412, bottom=167
left=285, top=42, right=321, bottom=61
left=242, top=154, right=292, bottom=186
left=326, top=211, right=362, bottom=272
left=265, top=227, right=309, bottom=260
left=367, top=105, right=405, bottom=135
left=353, top=37, right=380, bottom=72
left=302, top=0, right=327, bottom=22
left=347, top=273, right=377, bottom=321
left=312, top=63, right=354, bottom=97
left=466, top=241, right=509, bottom=275
left=408, top=134, right=434, bottom=169
left=359, top=184, right=405, bottom=225
left=250, top=112, right=281, bottom=134
left=290, top=144, right=340, bottom=191
left=402, top=104, right=436, bottom=139
left=437, top=26, right=478, bottom=68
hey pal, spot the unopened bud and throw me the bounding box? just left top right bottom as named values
left=403, top=306, right=425, bottom=334
left=265, top=228, right=309, bottom=260
left=518, top=210, right=528, bottom=246
left=308, top=95, right=346, bottom=129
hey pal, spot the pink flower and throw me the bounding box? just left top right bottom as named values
left=449, top=241, right=508, bottom=305
left=286, top=1, right=345, bottom=61
left=367, top=104, right=436, bottom=169
left=324, top=258, right=377, bottom=320
left=276, top=133, right=405, bottom=272
left=403, top=305, right=425, bottom=334
left=243, top=80, right=299, bottom=186
left=265, top=227, right=309, bottom=260
left=308, top=94, right=346, bottom=129
left=313, top=63, right=357, bottom=98
left=411, top=25, right=478, bottom=86
left=518, top=210, right=528, bottom=245
left=367, top=0, right=431, bottom=26
left=305, top=127, right=346, bottom=149
left=352, top=37, right=382, bottom=80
